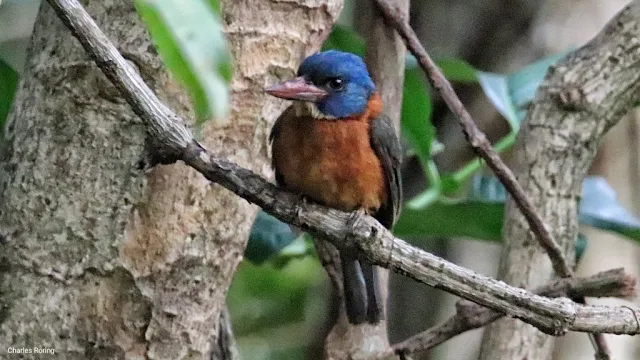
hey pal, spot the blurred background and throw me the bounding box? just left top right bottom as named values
left=1, top=0, right=639, bottom=359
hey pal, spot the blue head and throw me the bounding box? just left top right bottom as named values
left=265, top=50, right=376, bottom=118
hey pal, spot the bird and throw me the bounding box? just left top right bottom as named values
left=265, top=50, right=402, bottom=324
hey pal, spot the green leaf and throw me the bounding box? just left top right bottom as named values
left=401, top=68, right=434, bottom=172
left=206, top=0, right=220, bottom=13
left=575, top=233, right=588, bottom=264
left=477, top=71, right=519, bottom=131
left=436, top=58, right=478, bottom=83
left=270, top=235, right=316, bottom=268
left=406, top=175, right=640, bottom=243
left=323, top=26, right=422, bottom=70
left=402, top=175, right=505, bottom=241
left=394, top=199, right=504, bottom=241
left=477, top=52, right=568, bottom=132
left=411, top=53, right=570, bottom=198
left=580, top=177, right=640, bottom=240
left=0, top=58, right=19, bottom=136
left=321, top=25, right=365, bottom=57
left=135, top=0, right=231, bottom=124
left=228, top=258, right=323, bottom=336
left=508, top=52, right=568, bottom=109
left=245, top=211, right=297, bottom=264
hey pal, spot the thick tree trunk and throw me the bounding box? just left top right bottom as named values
left=0, top=0, right=341, bottom=359
left=479, top=2, right=640, bottom=359
left=537, top=2, right=640, bottom=359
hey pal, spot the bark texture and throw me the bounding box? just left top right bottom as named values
left=531, top=1, right=640, bottom=359
left=479, top=2, right=640, bottom=359
left=0, top=0, right=341, bottom=359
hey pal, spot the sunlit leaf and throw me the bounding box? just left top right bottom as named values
left=508, top=52, right=568, bottom=109
left=477, top=52, right=568, bottom=132
left=135, top=0, right=231, bottom=124
left=580, top=177, right=640, bottom=240
left=476, top=71, right=519, bottom=130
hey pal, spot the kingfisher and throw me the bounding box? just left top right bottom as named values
left=265, top=50, right=402, bottom=324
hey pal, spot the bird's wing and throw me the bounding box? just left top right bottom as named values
left=269, top=106, right=296, bottom=187
left=369, top=114, right=403, bottom=229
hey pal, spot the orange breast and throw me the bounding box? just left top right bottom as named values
left=272, top=115, right=387, bottom=213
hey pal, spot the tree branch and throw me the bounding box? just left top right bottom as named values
left=392, top=268, right=636, bottom=356
left=478, top=2, right=640, bottom=359
left=372, top=0, right=573, bottom=279
left=374, top=2, right=640, bottom=356
left=46, top=0, right=640, bottom=338
left=371, top=0, right=640, bottom=357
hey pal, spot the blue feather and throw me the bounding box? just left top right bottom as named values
left=297, top=50, right=376, bottom=118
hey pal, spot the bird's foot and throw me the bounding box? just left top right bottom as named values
left=343, top=208, right=367, bottom=251
left=295, top=195, right=310, bottom=220
left=349, top=208, right=367, bottom=226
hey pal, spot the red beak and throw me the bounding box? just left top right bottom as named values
left=265, top=76, right=328, bottom=102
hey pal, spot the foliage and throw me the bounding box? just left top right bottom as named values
left=246, top=213, right=316, bottom=265
left=580, top=177, right=640, bottom=240
left=0, top=58, right=18, bottom=136
left=396, top=174, right=640, bottom=244
left=135, top=0, right=231, bottom=124
left=227, top=258, right=326, bottom=360
left=246, top=212, right=298, bottom=264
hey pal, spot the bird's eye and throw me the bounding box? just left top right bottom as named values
left=327, top=78, right=344, bottom=91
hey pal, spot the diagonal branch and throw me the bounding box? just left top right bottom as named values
left=392, top=268, right=636, bottom=356
left=372, top=0, right=573, bottom=279
left=46, top=0, right=640, bottom=338
left=374, top=1, right=640, bottom=358
left=371, top=2, right=640, bottom=357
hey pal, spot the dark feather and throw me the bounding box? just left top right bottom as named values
left=361, top=114, right=402, bottom=323
left=340, top=254, right=368, bottom=324
left=269, top=106, right=294, bottom=187
left=369, top=114, right=403, bottom=229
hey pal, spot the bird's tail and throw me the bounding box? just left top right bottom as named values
left=340, top=254, right=382, bottom=324
left=362, top=262, right=383, bottom=323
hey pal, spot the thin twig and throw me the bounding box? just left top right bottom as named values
left=392, top=268, right=636, bottom=356
left=372, top=0, right=573, bottom=279
left=46, top=0, right=640, bottom=338
left=373, top=0, right=615, bottom=356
